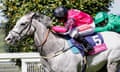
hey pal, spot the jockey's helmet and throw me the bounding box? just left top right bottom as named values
left=53, top=6, right=68, bottom=19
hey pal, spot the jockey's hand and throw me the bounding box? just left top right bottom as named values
left=47, top=24, right=53, bottom=29
left=51, top=29, right=57, bottom=33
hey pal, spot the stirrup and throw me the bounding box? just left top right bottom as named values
left=84, top=48, right=88, bottom=53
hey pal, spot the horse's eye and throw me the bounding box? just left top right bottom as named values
left=21, top=23, right=25, bottom=25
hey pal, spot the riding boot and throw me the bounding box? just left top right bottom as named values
left=74, top=34, right=93, bottom=52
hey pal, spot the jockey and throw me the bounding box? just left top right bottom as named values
left=94, top=11, right=120, bottom=32
left=50, top=6, right=95, bottom=52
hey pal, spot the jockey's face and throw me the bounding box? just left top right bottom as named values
left=58, top=16, right=67, bottom=22
left=58, top=18, right=65, bottom=22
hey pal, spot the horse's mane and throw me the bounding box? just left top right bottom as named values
left=31, top=12, right=52, bottom=28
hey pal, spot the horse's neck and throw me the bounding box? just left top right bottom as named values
left=32, top=19, right=67, bottom=56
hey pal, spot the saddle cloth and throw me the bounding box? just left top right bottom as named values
left=67, top=33, right=107, bottom=56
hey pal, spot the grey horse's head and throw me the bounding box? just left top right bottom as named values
left=5, top=12, right=51, bottom=45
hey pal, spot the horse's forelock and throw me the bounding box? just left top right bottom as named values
left=26, top=12, right=35, bottom=17
left=39, top=14, right=52, bottom=27
left=17, top=12, right=35, bottom=23
left=21, top=12, right=36, bottom=21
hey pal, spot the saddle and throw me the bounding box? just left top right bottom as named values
left=67, top=33, right=107, bottom=56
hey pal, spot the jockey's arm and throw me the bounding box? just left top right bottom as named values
left=51, top=26, right=68, bottom=35
left=51, top=18, right=75, bottom=35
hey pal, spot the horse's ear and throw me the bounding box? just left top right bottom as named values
left=26, top=12, right=35, bottom=20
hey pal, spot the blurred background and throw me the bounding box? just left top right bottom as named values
left=0, top=0, right=119, bottom=53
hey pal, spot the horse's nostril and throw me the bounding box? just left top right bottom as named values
left=7, top=38, right=11, bottom=41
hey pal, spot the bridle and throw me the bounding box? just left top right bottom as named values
left=10, top=21, right=32, bottom=39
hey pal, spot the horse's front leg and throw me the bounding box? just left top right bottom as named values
left=107, top=62, right=118, bottom=72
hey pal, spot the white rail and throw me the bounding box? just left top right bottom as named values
left=0, top=52, right=44, bottom=72
left=0, top=52, right=40, bottom=59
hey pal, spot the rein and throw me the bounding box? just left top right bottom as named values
left=40, top=29, right=50, bottom=47
left=37, top=28, right=72, bottom=59
left=10, top=13, right=72, bottom=59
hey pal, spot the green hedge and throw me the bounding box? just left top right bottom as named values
left=1, top=0, right=112, bottom=52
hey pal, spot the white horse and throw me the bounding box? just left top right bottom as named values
left=5, top=12, right=120, bottom=72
